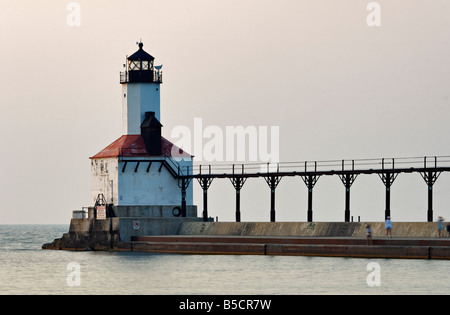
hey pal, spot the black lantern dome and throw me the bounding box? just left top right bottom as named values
left=120, top=42, right=162, bottom=84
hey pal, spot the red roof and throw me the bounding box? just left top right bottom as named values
left=90, top=135, right=192, bottom=159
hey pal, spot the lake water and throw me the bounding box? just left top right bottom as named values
left=1, top=224, right=450, bottom=295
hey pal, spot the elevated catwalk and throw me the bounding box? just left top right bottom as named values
left=178, top=156, right=450, bottom=223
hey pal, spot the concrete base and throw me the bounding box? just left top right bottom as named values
left=43, top=221, right=450, bottom=259
left=42, top=216, right=205, bottom=250
left=113, top=205, right=197, bottom=218
left=117, top=217, right=203, bottom=241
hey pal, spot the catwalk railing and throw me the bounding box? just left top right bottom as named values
left=187, top=156, right=450, bottom=176
left=174, top=156, right=450, bottom=223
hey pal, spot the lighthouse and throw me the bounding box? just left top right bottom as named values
left=121, top=42, right=161, bottom=134
left=89, top=42, right=197, bottom=221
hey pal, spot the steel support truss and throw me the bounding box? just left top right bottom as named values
left=420, top=157, right=442, bottom=222
left=300, top=162, right=320, bottom=222
left=378, top=159, right=399, bottom=220
left=197, top=177, right=213, bottom=222
left=230, top=176, right=248, bottom=222
left=264, top=175, right=282, bottom=222
left=338, top=160, right=358, bottom=222
left=178, top=177, right=192, bottom=218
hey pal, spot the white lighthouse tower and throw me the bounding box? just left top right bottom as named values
left=89, top=42, right=196, bottom=221
left=121, top=42, right=161, bottom=134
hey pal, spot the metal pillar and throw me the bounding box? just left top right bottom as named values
left=379, top=172, right=398, bottom=220
left=420, top=157, right=441, bottom=222
left=338, top=160, right=358, bottom=222
left=378, top=159, right=398, bottom=220
left=340, top=173, right=358, bottom=222
left=197, top=177, right=213, bottom=222
left=178, top=177, right=192, bottom=218
left=230, top=165, right=247, bottom=222
left=302, top=175, right=320, bottom=222
left=230, top=176, right=247, bottom=222
left=264, top=175, right=282, bottom=222
left=301, top=162, right=320, bottom=222
left=427, top=173, right=434, bottom=222
left=196, top=165, right=213, bottom=222
left=181, top=179, right=187, bottom=218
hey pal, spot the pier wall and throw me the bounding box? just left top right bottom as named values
left=125, top=222, right=450, bottom=259
left=177, top=221, right=445, bottom=238
left=43, top=220, right=450, bottom=259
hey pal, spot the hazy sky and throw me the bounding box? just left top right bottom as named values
left=1, top=0, right=450, bottom=224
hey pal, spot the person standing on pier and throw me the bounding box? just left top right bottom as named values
left=437, top=216, right=445, bottom=237
left=366, top=224, right=373, bottom=245
left=385, top=216, right=392, bottom=238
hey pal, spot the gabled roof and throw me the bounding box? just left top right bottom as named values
left=90, top=135, right=192, bottom=159
left=128, top=43, right=155, bottom=61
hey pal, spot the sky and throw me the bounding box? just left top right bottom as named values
left=1, top=0, right=450, bottom=224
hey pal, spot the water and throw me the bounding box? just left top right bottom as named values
left=1, top=224, right=450, bottom=295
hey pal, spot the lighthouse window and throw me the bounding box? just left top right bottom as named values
left=142, top=61, right=149, bottom=70
left=129, top=60, right=141, bottom=71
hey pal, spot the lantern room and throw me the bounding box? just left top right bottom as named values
left=120, top=42, right=162, bottom=84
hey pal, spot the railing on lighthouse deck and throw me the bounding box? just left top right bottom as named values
left=120, top=69, right=163, bottom=84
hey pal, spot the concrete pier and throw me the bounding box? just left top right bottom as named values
left=122, top=235, right=450, bottom=259
left=43, top=221, right=450, bottom=259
